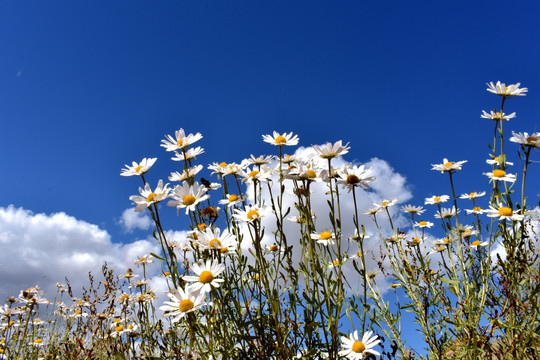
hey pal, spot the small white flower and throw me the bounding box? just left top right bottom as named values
left=183, top=259, right=225, bottom=294
left=312, top=140, right=350, bottom=159
left=470, top=240, right=488, bottom=250
left=401, top=204, right=426, bottom=215
left=486, top=81, right=527, bottom=97
left=121, top=158, right=157, bottom=177
left=480, top=110, right=516, bottom=121
left=310, top=230, right=335, bottom=246
left=431, top=158, right=467, bottom=173
left=159, top=287, right=208, bottom=323
left=484, top=205, right=524, bottom=221
left=161, top=128, right=203, bottom=151
left=425, top=195, right=450, bottom=205
left=336, top=164, right=375, bottom=191
left=262, top=131, right=299, bottom=146
left=338, top=330, right=381, bottom=359
left=167, top=182, right=210, bottom=214
left=373, top=198, right=397, bottom=210
left=509, top=131, right=540, bottom=148
left=483, top=169, right=516, bottom=183
left=415, top=220, right=434, bottom=228
left=459, top=191, right=486, bottom=200
left=129, top=180, right=171, bottom=212
left=233, top=205, right=271, bottom=222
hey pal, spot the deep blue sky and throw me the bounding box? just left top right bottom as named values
left=1, top=0, right=540, bottom=354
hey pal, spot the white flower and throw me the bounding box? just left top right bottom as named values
left=312, top=140, right=350, bottom=159
left=483, top=169, right=516, bottom=183
left=172, top=146, right=205, bottom=161
left=242, top=154, right=275, bottom=166
left=240, top=166, right=274, bottom=183
left=485, top=156, right=513, bottom=167
left=133, top=254, right=154, bottom=266
left=233, top=205, right=272, bottom=222
left=336, top=164, right=375, bottom=191
left=435, top=207, right=459, bottom=219
left=169, top=165, right=203, bottom=182
left=338, top=330, right=381, bottom=359
left=373, top=198, right=397, bottom=210
left=509, top=131, right=540, bottom=148
left=159, top=287, right=208, bottom=322
left=218, top=193, right=246, bottom=208
left=183, top=260, right=225, bottom=294
left=161, top=128, right=203, bottom=151
left=431, top=158, right=467, bottom=173
left=470, top=240, right=488, bottom=250
left=401, top=204, right=426, bottom=215
left=195, top=227, right=237, bottom=253
left=465, top=206, right=484, bottom=215
left=415, top=220, right=434, bottom=228
left=310, top=230, right=335, bottom=246
left=130, top=180, right=171, bottom=212
left=120, top=158, right=157, bottom=177
left=484, top=205, right=524, bottom=221
left=480, top=110, right=516, bottom=121
left=425, top=195, right=450, bottom=205
left=262, top=131, right=299, bottom=146
left=167, top=182, right=210, bottom=214
left=486, top=81, right=527, bottom=97
left=459, top=191, right=486, bottom=200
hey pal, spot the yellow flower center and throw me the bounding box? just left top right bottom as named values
left=116, top=325, right=124, bottom=332
left=269, top=244, right=279, bottom=252
left=128, top=324, right=134, bottom=330
left=176, top=139, right=183, bottom=147
left=527, top=136, right=538, bottom=143
left=444, top=162, right=453, bottom=168
left=75, top=310, right=82, bottom=315
left=135, top=165, right=143, bottom=173
left=352, top=340, right=365, bottom=353
left=183, top=195, right=196, bottom=206
left=228, top=194, right=239, bottom=202
left=382, top=201, right=388, bottom=207
left=495, top=112, right=502, bottom=117
left=473, top=206, right=482, bottom=212
left=199, top=271, right=214, bottom=284
left=346, top=174, right=360, bottom=185
left=34, top=339, right=43, bottom=344
left=307, top=170, right=317, bottom=179
left=494, top=157, right=499, bottom=162
left=498, top=207, right=512, bottom=216
left=472, top=240, right=482, bottom=246
left=320, top=231, right=332, bottom=240
left=412, top=237, right=420, bottom=243
left=469, top=191, right=476, bottom=197
left=220, top=247, right=228, bottom=254
left=493, top=169, right=506, bottom=178
left=219, top=162, right=228, bottom=167
left=419, top=221, right=427, bottom=226
left=197, top=223, right=207, bottom=230
left=333, top=259, right=340, bottom=266
left=209, top=239, right=222, bottom=248
left=147, top=192, right=158, bottom=202
left=434, top=196, right=441, bottom=202
left=247, top=209, right=259, bottom=220
left=179, top=299, right=194, bottom=313
left=113, top=318, right=121, bottom=323
left=275, top=135, right=287, bottom=144
left=120, top=294, right=129, bottom=301
left=163, top=272, right=170, bottom=276
left=249, top=170, right=259, bottom=178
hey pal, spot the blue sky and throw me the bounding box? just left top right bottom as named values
left=1, top=0, right=540, bottom=354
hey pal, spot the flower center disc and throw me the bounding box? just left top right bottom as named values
left=352, top=340, right=365, bottom=353
left=269, top=244, right=279, bottom=252
left=183, top=195, right=196, bottom=206
left=320, top=231, right=332, bottom=240
left=247, top=209, right=259, bottom=220
left=347, top=174, right=360, bottom=184
left=179, top=299, right=194, bottom=312
left=209, top=239, right=222, bottom=248
left=444, top=162, right=453, bottom=168
left=199, top=270, right=214, bottom=284
left=147, top=192, right=158, bottom=202
left=275, top=135, right=287, bottom=144
left=493, top=169, right=506, bottom=178
left=527, top=136, right=538, bottom=143
left=472, top=240, right=481, bottom=246
left=498, top=207, right=512, bottom=216
left=228, top=194, right=239, bottom=202
left=307, top=170, right=317, bottom=179
left=419, top=221, right=427, bottom=226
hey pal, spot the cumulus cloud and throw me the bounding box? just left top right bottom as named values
left=119, top=207, right=152, bottom=232
left=0, top=205, right=160, bottom=302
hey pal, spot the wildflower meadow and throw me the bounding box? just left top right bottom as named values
left=1, top=81, right=539, bottom=359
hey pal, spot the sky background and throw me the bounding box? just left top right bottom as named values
left=1, top=0, right=540, bottom=354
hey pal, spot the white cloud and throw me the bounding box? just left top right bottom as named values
left=119, top=207, right=152, bottom=232
left=0, top=205, right=159, bottom=302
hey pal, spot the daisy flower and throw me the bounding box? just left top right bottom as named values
left=130, top=179, right=171, bottom=212
left=312, top=140, right=350, bottom=159
left=242, top=154, right=275, bottom=166
left=373, top=198, right=397, bottom=210
left=168, top=165, right=203, bottom=182
left=172, top=146, right=205, bottom=161
left=233, top=205, right=272, bottom=223
left=480, top=110, right=516, bottom=121
left=121, top=158, right=157, bottom=177
left=485, top=156, right=513, bottom=167
left=183, top=259, right=225, bottom=294
left=240, top=166, right=274, bottom=183
left=486, top=81, right=528, bottom=97
left=483, top=169, right=516, bottom=183
left=484, top=205, right=524, bottom=221
left=364, top=207, right=381, bottom=216
left=435, top=207, right=459, bottom=219
left=282, top=154, right=296, bottom=164
left=465, top=206, right=484, bottom=215
left=415, top=220, right=434, bottom=228
left=159, top=287, right=208, bottom=323
left=262, top=131, right=299, bottom=146
left=196, top=227, right=237, bottom=253
left=285, top=161, right=320, bottom=181
left=161, top=128, right=203, bottom=151
left=470, top=240, right=488, bottom=250
left=219, top=193, right=246, bottom=208
left=459, top=191, right=486, bottom=200
left=434, top=237, right=452, bottom=246
left=425, top=195, right=450, bottom=205
left=310, top=230, right=335, bottom=246
left=431, top=158, right=467, bottom=173
left=328, top=257, right=348, bottom=268
left=265, top=244, right=285, bottom=256
left=407, top=237, right=423, bottom=246
left=401, top=204, right=426, bottom=215
left=133, top=254, right=154, bottom=266
left=509, top=131, right=540, bottom=147
left=336, top=164, right=375, bottom=191
left=338, top=330, right=381, bottom=360
left=167, top=182, right=210, bottom=215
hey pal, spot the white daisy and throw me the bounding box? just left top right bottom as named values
left=483, top=169, right=516, bottom=183
left=262, top=131, right=299, bottom=146
left=168, top=165, right=204, bottom=182
left=218, top=193, right=246, bottom=208
left=435, top=207, right=459, bottom=219
left=401, top=204, right=426, bottom=215
left=161, top=128, right=203, bottom=151
left=480, top=110, right=516, bottom=121
left=486, top=81, right=527, bottom=97
left=159, top=287, right=208, bottom=322
left=373, top=198, right=397, bottom=210
left=425, top=195, right=450, bottom=205
left=465, top=206, right=484, bottom=215
left=485, top=156, right=513, bottom=167
left=183, top=259, right=225, bottom=294
left=233, top=205, right=272, bottom=223
left=484, top=205, right=524, bottom=221
left=129, top=180, right=171, bottom=212
left=195, top=227, right=237, bottom=253
left=167, top=182, right=210, bottom=215
left=431, top=158, right=467, bottom=173
left=133, top=254, right=154, bottom=266
left=240, top=166, right=274, bottom=183
left=310, top=231, right=335, bottom=246
left=459, top=191, right=486, bottom=200
left=336, top=164, right=375, bottom=191
left=120, top=157, right=157, bottom=177
left=242, top=154, right=275, bottom=166
left=509, top=131, right=540, bottom=148
left=312, top=140, right=350, bottom=159
left=172, top=146, right=205, bottom=161
left=338, top=330, right=381, bottom=359
left=470, top=240, right=489, bottom=250
left=415, top=220, right=434, bottom=228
